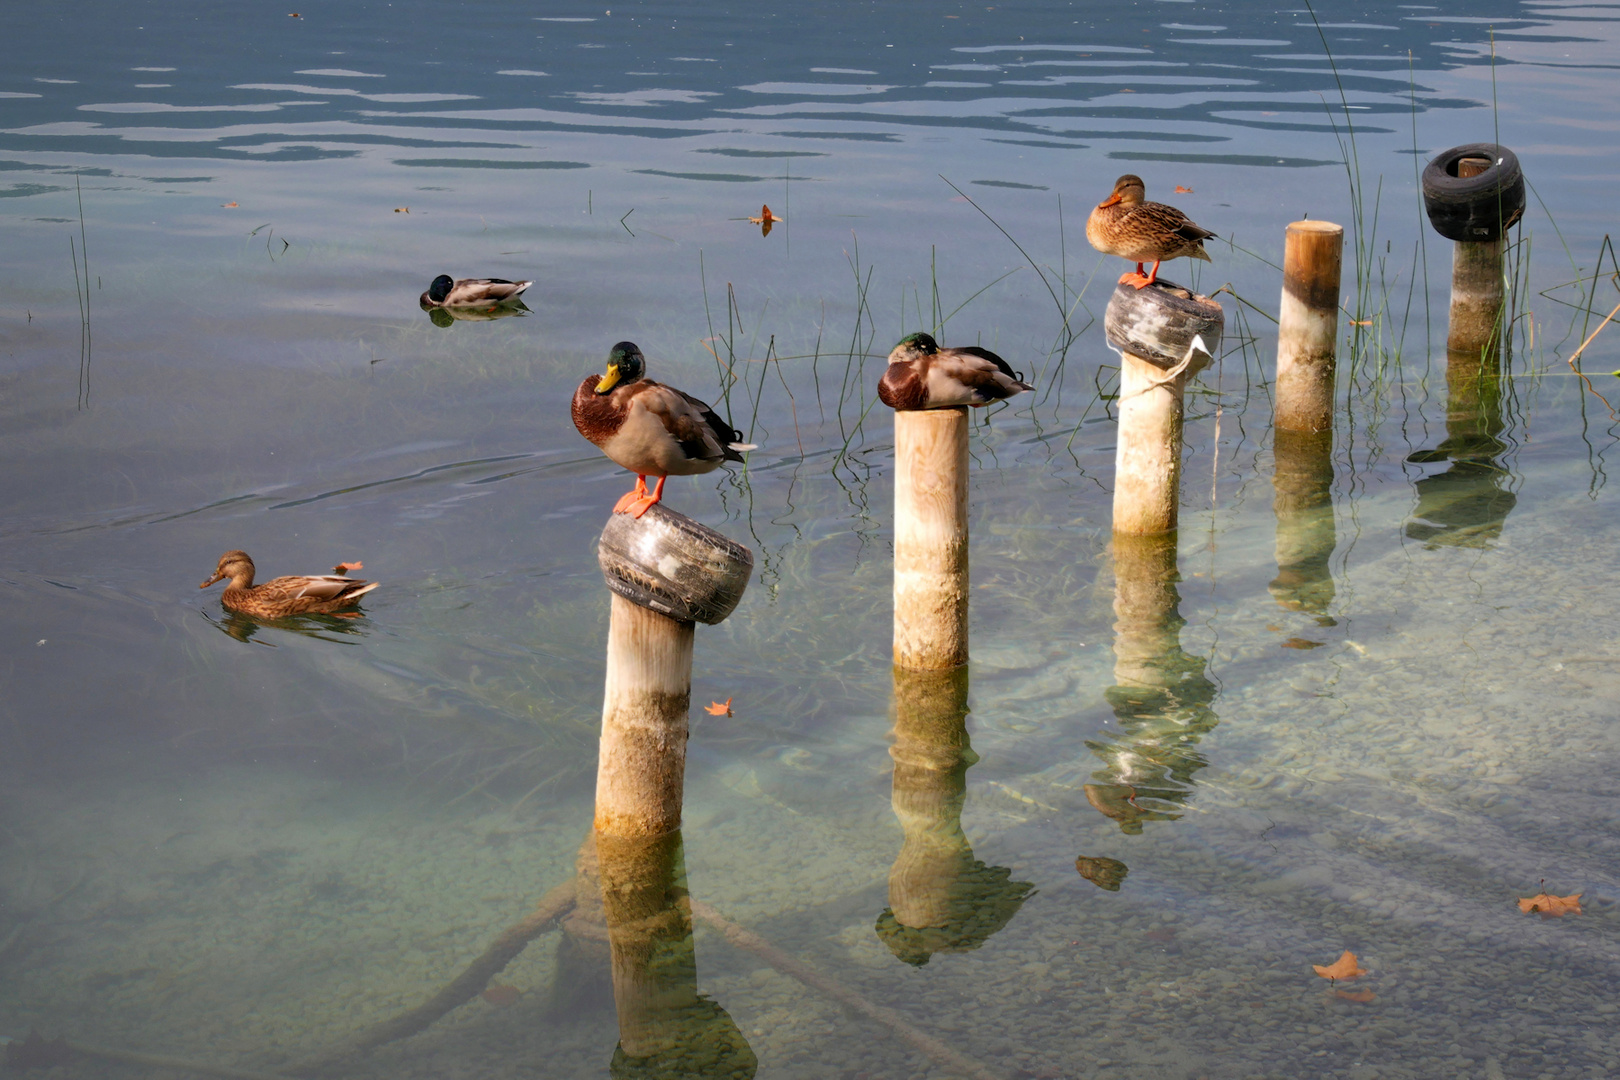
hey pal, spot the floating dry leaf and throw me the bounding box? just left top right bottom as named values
left=333, top=560, right=363, bottom=574
left=746, top=204, right=780, bottom=237
left=1074, top=855, right=1128, bottom=891
left=1282, top=637, right=1324, bottom=650
left=1174, top=185, right=1194, bottom=194
left=1313, top=950, right=1367, bottom=980
left=481, top=984, right=522, bottom=1005
left=1518, top=892, right=1582, bottom=916
left=704, top=697, right=734, bottom=717
left=221, top=202, right=238, bottom=208
left=394, top=207, right=409, bottom=213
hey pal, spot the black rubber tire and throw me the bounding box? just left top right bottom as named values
left=1421, top=143, right=1525, bottom=242
left=1103, top=278, right=1224, bottom=369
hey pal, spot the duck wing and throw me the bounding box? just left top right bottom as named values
left=644, top=386, right=753, bottom=463
left=265, top=574, right=380, bottom=604
left=933, top=346, right=1035, bottom=403
left=447, top=278, right=533, bottom=306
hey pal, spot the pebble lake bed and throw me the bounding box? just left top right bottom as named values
left=3, top=1, right=1619, bottom=1078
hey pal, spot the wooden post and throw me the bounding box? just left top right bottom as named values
left=1275, top=220, right=1344, bottom=434
left=596, top=831, right=756, bottom=1072
left=893, top=407, right=969, bottom=671
left=1105, top=280, right=1224, bottom=536
left=878, top=666, right=1032, bottom=965
left=593, top=505, right=752, bottom=839
left=1269, top=428, right=1336, bottom=614
left=1446, top=157, right=1506, bottom=362
left=1084, top=532, right=1218, bottom=835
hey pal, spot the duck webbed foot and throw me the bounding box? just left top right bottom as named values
left=616, top=475, right=667, bottom=519
left=613, top=475, right=650, bottom=514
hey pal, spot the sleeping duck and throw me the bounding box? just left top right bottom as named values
left=419, top=274, right=533, bottom=309
left=571, top=341, right=757, bottom=518
left=877, top=332, right=1034, bottom=411
left=1086, top=175, right=1215, bottom=289
left=199, top=550, right=378, bottom=619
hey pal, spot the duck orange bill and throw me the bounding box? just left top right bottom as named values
left=1098, top=192, right=1122, bottom=207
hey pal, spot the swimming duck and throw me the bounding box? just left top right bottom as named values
left=877, top=332, right=1034, bottom=411
left=419, top=275, right=533, bottom=309
left=1086, top=175, right=1215, bottom=289
left=199, top=550, right=379, bottom=619
left=571, top=341, right=756, bottom=518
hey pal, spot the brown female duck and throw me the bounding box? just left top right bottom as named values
left=571, top=341, right=756, bottom=518
left=1086, top=175, right=1216, bottom=289
left=199, top=550, right=379, bottom=619
left=877, top=332, right=1033, bottom=411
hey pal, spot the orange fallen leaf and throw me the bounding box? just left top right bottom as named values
left=221, top=202, right=238, bottom=208
left=1335, top=988, right=1376, bottom=1003
left=394, top=207, right=409, bottom=213
left=1312, top=950, right=1366, bottom=980
left=1349, top=318, right=1373, bottom=326
left=1518, top=892, right=1581, bottom=916
left=333, top=560, right=363, bottom=574
left=704, top=697, right=733, bottom=717
left=1174, top=185, right=1194, bottom=194
left=481, top=984, right=521, bottom=1005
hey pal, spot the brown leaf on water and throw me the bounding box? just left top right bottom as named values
left=481, top=984, right=522, bottom=1005
left=704, top=697, right=734, bottom=717
left=1174, top=185, right=1194, bottom=194
left=221, top=202, right=238, bottom=208
left=1075, top=855, right=1128, bottom=891
left=1313, top=950, right=1366, bottom=980
left=1518, top=892, right=1581, bottom=916
left=394, top=207, right=409, bottom=213
left=1335, top=988, right=1376, bottom=1003
left=333, top=560, right=363, bottom=574
left=746, top=205, right=781, bottom=237
left=1282, top=637, right=1324, bottom=650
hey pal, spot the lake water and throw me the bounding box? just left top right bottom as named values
left=3, top=1, right=1619, bottom=1078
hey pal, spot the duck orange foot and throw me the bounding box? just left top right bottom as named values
left=613, top=475, right=666, bottom=519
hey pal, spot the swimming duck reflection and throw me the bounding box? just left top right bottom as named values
left=1270, top=428, right=1337, bottom=616
left=1083, top=533, right=1219, bottom=835
left=876, top=667, right=1034, bottom=966
left=594, top=830, right=757, bottom=1079
left=203, top=608, right=369, bottom=645
left=422, top=298, right=531, bottom=327
left=1405, top=344, right=1517, bottom=547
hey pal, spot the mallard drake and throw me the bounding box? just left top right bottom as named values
left=419, top=275, right=533, bottom=309
left=877, top=332, right=1034, bottom=411
left=571, top=341, right=757, bottom=518
left=200, top=550, right=379, bottom=619
left=1086, top=175, right=1215, bottom=289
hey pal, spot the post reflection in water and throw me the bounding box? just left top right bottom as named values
left=595, top=829, right=757, bottom=1079
left=877, top=667, right=1034, bottom=966
left=1081, top=534, right=1219, bottom=841
left=1405, top=343, right=1518, bottom=547
left=1270, top=428, right=1338, bottom=617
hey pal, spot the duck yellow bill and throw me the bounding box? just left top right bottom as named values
left=595, top=364, right=621, bottom=393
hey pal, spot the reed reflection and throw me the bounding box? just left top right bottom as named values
left=1082, top=534, right=1219, bottom=837
left=1405, top=344, right=1517, bottom=547
left=876, top=667, right=1033, bottom=966
left=1270, top=428, right=1337, bottom=615
left=595, top=830, right=756, bottom=1079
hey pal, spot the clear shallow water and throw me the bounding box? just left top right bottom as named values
left=3, top=2, right=1620, bottom=1078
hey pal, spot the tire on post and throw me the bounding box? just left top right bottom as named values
left=1421, top=143, right=1525, bottom=243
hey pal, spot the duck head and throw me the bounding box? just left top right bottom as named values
left=595, top=341, right=646, bottom=394
left=1097, top=174, right=1146, bottom=209
left=201, top=550, right=256, bottom=590
left=425, top=274, right=455, bottom=304
left=888, top=332, right=940, bottom=364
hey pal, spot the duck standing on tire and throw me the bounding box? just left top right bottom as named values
left=1087, top=175, right=1216, bottom=289
left=571, top=341, right=757, bottom=518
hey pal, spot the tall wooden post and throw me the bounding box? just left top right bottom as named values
left=1105, top=279, right=1224, bottom=536
left=1275, top=220, right=1344, bottom=435
left=892, top=407, right=969, bottom=671
left=1446, top=157, right=1507, bottom=362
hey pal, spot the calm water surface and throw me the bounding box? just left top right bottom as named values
left=4, top=2, right=1620, bottom=1078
